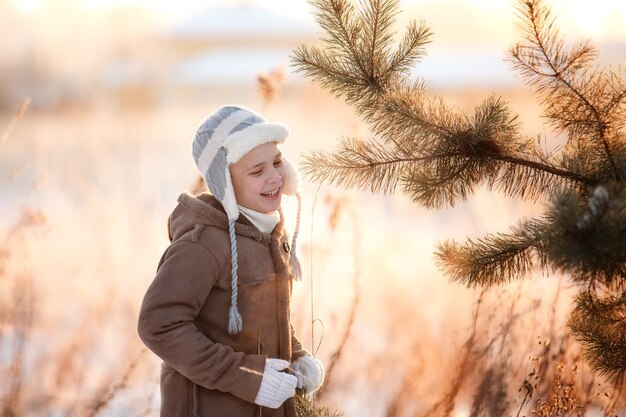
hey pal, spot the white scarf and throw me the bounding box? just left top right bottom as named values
left=238, top=204, right=280, bottom=234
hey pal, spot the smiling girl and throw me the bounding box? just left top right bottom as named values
left=138, top=105, right=324, bottom=417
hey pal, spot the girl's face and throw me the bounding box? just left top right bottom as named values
left=230, top=142, right=287, bottom=213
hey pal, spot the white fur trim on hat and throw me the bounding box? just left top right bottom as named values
left=224, top=123, right=289, bottom=165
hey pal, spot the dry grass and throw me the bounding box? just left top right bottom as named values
left=0, top=101, right=154, bottom=417
left=258, top=65, right=288, bottom=111
left=0, top=89, right=624, bottom=417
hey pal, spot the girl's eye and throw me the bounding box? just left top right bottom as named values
left=274, top=159, right=283, bottom=166
left=250, top=170, right=262, bottom=176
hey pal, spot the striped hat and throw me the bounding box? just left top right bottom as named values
left=192, top=105, right=302, bottom=334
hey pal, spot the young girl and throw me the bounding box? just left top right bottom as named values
left=138, top=105, right=324, bottom=417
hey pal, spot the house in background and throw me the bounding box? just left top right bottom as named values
left=102, top=3, right=626, bottom=108
left=103, top=4, right=318, bottom=107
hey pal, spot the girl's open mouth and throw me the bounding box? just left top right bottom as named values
left=261, top=188, right=281, bottom=199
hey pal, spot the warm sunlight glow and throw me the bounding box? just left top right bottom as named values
left=11, top=0, right=42, bottom=13
left=2, top=0, right=624, bottom=414
left=11, top=0, right=626, bottom=42
left=555, top=0, right=626, bottom=37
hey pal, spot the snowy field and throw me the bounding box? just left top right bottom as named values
left=1, top=87, right=621, bottom=416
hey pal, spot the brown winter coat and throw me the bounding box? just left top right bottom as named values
left=137, top=192, right=308, bottom=417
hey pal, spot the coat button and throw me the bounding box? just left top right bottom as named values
left=283, top=241, right=291, bottom=252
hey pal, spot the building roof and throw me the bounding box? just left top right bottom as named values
left=167, top=4, right=317, bottom=41
left=170, top=46, right=303, bottom=86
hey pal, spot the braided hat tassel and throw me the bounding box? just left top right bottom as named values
left=289, top=192, right=303, bottom=281
left=227, top=220, right=243, bottom=334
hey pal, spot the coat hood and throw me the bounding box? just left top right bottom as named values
left=169, top=192, right=272, bottom=243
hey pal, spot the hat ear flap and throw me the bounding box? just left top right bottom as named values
left=282, top=157, right=300, bottom=196
left=223, top=169, right=240, bottom=221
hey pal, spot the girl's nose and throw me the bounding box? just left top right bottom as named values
left=268, top=169, right=282, bottom=184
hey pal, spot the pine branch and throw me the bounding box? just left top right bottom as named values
left=507, top=0, right=623, bottom=181
left=292, top=45, right=368, bottom=97
left=398, top=95, right=595, bottom=207
left=301, top=131, right=592, bottom=208
left=402, top=155, right=489, bottom=208
left=302, top=88, right=596, bottom=208
left=491, top=153, right=593, bottom=187
left=295, top=0, right=626, bottom=386
left=310, top=0, right=365, bottom=72
left=369, top=81, right=460, bottom=148
left=300, top=136, right=419, bottom=194
left=401, top=151, right=591, bottom=209
left=434, top=219, right=548, bottom=287
left=361, top=0, right=399, bottom=80
left=569, top=291, right=626, bottom=382
left=386, top=20, right=432, bottom=76
left=297, top=27, right=597, bottom=201
left=603, top=69, right=626, bottom=117
left=293, top=0, right=434, bottom=116
left=542, top=186, right=626, bottom=286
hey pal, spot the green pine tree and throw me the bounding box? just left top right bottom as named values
left=292, top=0, right=626, bottom=382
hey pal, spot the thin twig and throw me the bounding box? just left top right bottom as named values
left=0, top=98, right=31, bottom=148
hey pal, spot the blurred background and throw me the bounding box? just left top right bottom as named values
left=1, top=0, right=625, bottom=416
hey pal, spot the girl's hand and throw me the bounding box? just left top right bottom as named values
left=254, top=359, right=297, bottom=408
left=292, top=355, right=325, bottom=394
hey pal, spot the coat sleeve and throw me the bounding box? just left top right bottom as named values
left=137, top=240, right=266, bottom=403
left=291, top=323, right=309, bottom=361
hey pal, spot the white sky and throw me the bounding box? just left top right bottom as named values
left=10, top=0, right=626, bottom=43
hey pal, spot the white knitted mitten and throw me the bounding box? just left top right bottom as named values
left=253, top=358, right=297, bottom=409
left=292, top=355, right=325, bottom=394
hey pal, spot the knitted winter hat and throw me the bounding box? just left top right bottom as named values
left=192, top=105, right=302, bottom=334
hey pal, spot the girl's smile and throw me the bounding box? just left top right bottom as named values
left=261, top=187, right=281, bottom=199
